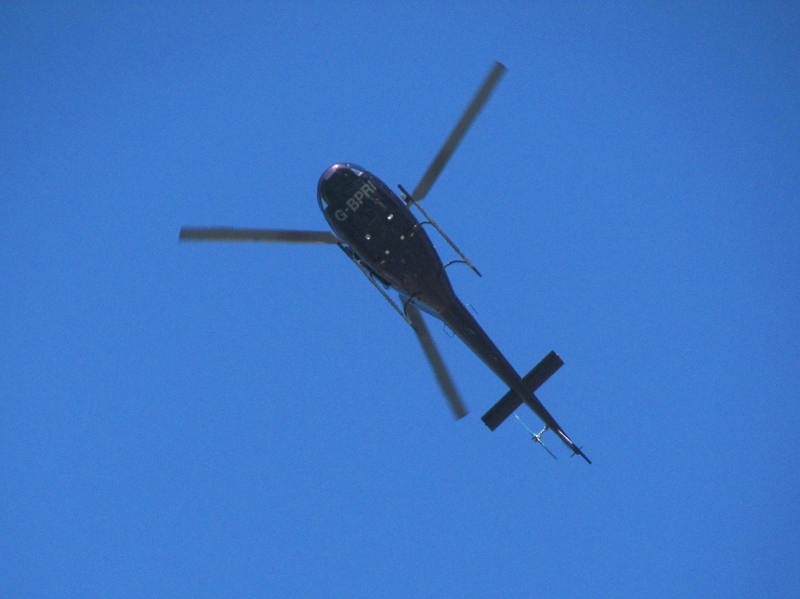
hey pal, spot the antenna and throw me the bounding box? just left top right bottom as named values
left=514, top=414, right=557, bottom=460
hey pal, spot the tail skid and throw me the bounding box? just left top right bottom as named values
left=569, top=445, right=592, bottom=465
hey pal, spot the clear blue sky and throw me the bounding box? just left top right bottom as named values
left=3, top=3, right=799, bottom=597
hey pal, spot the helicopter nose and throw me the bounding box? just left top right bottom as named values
left=318, top=163, right=346, bottom=197
left=318, top=164, right=349, bottom=211
left=318, top=163, right=368, bottom=200
left=319, top=163, right=366, bottom=185
left=320, top=163, right=345, bottom=183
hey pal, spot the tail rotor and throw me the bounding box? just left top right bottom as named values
left=514, top=414, right=558, bottom=460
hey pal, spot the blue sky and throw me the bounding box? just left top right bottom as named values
left=3, top=2, right=799, bottom=597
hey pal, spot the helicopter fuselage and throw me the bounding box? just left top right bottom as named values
left=318, top=163, right=457, bottom=314
left=316, top=163, right=584, bottom=455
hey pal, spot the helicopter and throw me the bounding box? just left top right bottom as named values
left=180, top=61, right=591, bottom=464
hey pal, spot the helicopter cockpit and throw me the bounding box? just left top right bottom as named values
left=316, top=163, right=366, bottom=212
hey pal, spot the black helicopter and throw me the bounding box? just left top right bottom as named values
left=180, top=62, right=590, bottom=463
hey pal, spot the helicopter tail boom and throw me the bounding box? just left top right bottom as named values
left=481, top=351, right=563, bottom=430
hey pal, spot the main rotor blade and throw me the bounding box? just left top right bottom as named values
left=411, top=61, right=506, bottom=201
left=406, top=304, right=467, bottom=419
left=179, top=227, right=338, bottom=244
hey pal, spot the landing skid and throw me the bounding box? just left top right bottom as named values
left=338, top=243, right=412, bottom=325
left=398, top=184, right=482, bottom=278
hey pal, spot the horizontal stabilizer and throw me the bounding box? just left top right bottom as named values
left=481, top=351, right=563, bottom=430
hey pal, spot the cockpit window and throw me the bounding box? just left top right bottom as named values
left=346, top=164, right=365, bottom=176
left=318, top=163, right=374, bottom=215
left=325, top=168, right=361, bottom=197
